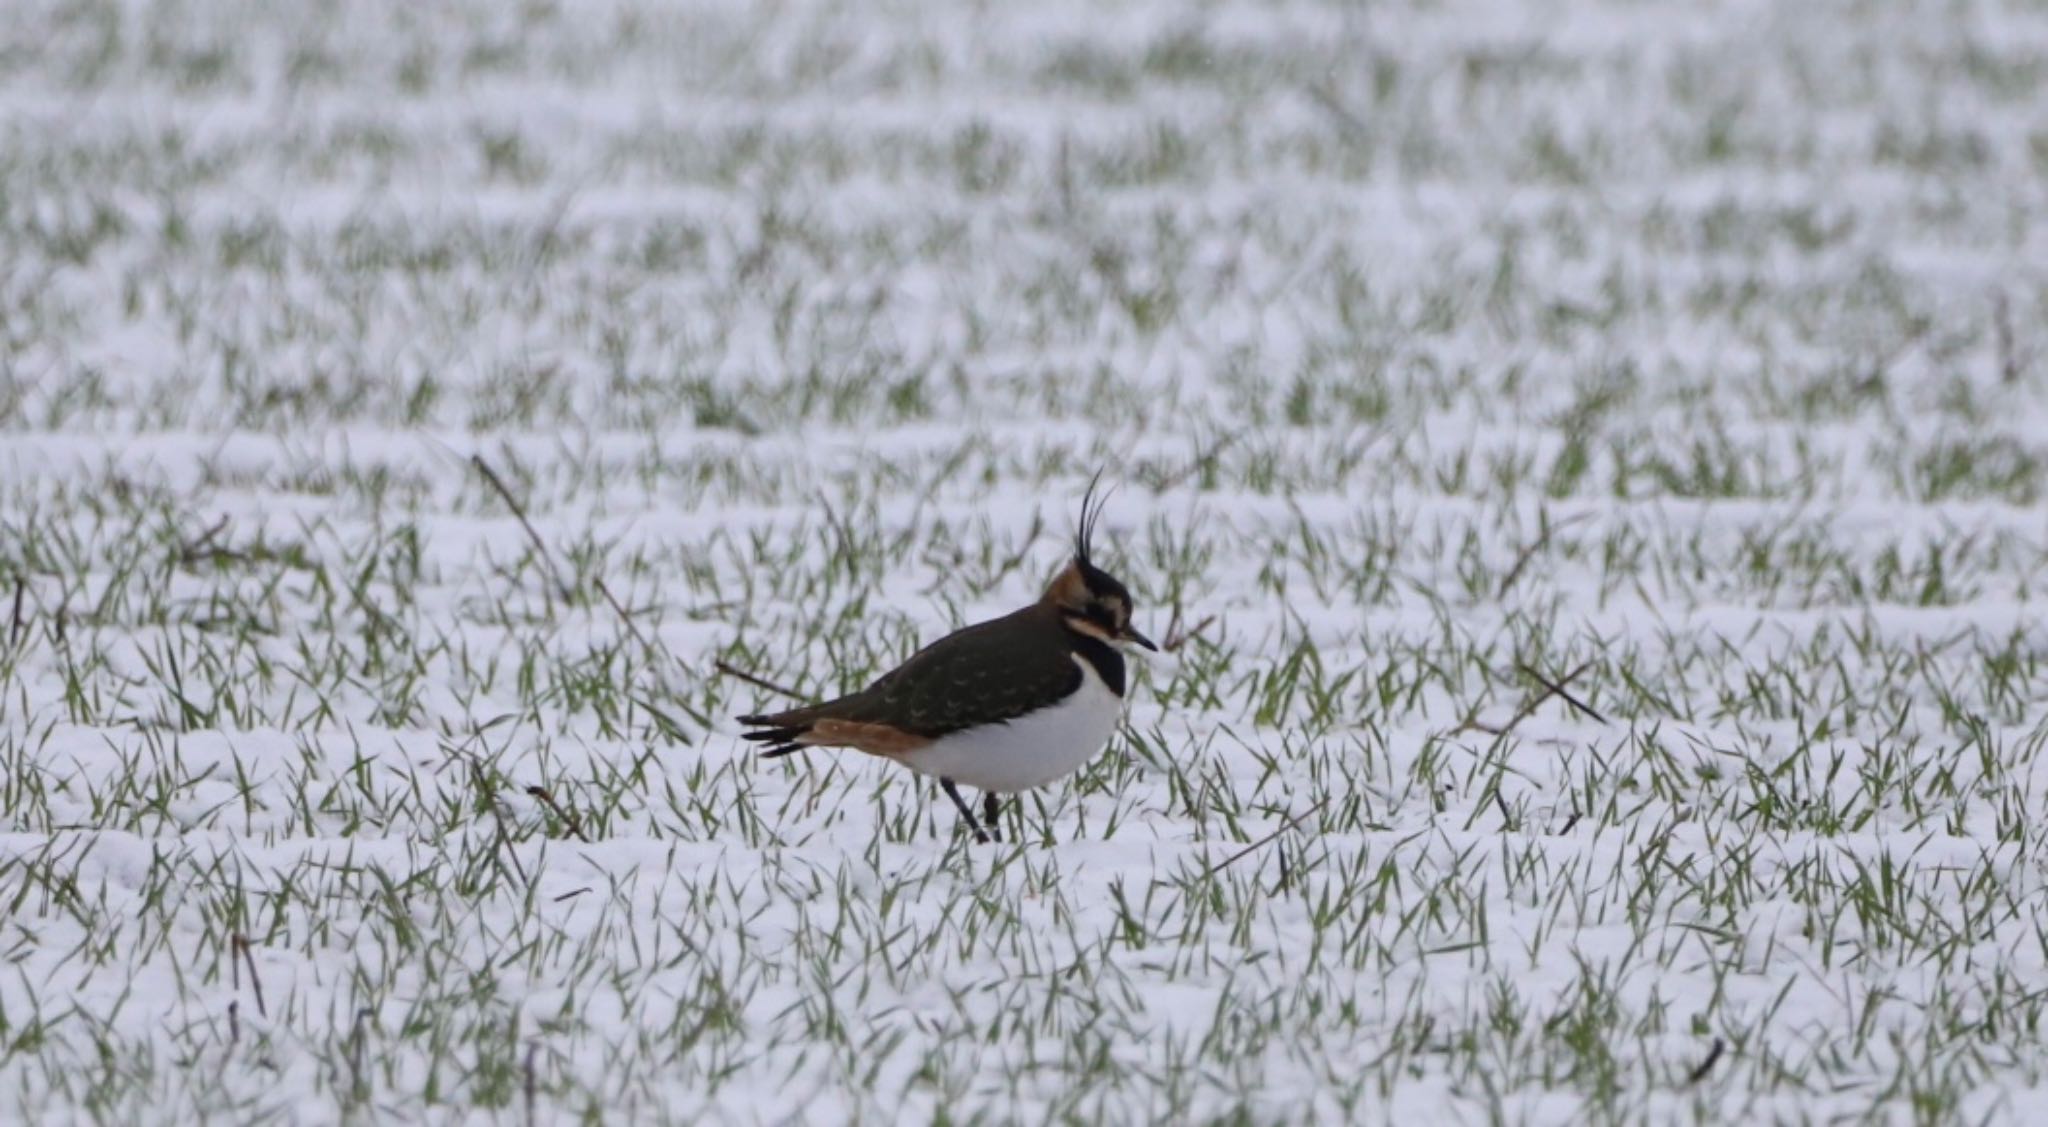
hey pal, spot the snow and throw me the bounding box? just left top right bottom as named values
left=2, top=0, right=2047, bottom=1121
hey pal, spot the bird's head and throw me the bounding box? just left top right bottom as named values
left=1041, top=476, right=1157, bottom=652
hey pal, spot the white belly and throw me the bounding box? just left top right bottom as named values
left=899, top=656, right=1124, bottom=793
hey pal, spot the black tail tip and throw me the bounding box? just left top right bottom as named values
left=739, top=720, right=809, bottom=761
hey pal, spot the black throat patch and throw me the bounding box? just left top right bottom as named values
left=1066, top=630, right=1127, bottom=697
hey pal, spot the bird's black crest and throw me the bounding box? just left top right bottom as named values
left=1074, top=470, right=1112, bottom=568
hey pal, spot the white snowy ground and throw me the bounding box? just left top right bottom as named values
left=3, top=0, right=2047, bottom=1121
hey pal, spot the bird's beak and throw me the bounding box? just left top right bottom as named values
left=1120, top=625, right=1158, bottom=652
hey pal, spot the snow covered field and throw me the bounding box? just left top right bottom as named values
left=3, top=0, right=2047, bottom=1121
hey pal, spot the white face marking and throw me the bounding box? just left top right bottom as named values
left=898, top=656, right=1123, bottom=793
left=1064, top=613, right=1117, bottom=643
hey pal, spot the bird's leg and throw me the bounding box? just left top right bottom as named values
left=981, top=792, right=1004, bottom=844
left=939, top=778, right=990, bottom=844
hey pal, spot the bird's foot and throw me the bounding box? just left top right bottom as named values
left=940, top=778, right=992, bottom=844
left=981, top=792, right=1004, bottom=844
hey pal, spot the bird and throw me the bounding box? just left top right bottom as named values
left=737, top=481, right=1156, bottom=844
